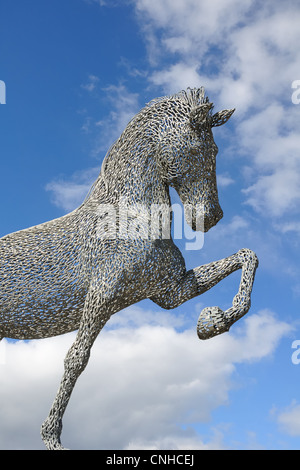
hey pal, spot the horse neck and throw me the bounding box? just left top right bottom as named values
left=86, top=115, right=170, bottom=208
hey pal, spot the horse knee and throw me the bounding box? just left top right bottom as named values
left=64, top=342, right=91, bottom=375
left=237, top=248, right=259, bottom=267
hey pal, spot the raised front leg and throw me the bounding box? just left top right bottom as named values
left=40, top=287, right=112, bottom=450
left=151, top=248, right=258, bottom=340
left=195, top=248, right=258, bottom=339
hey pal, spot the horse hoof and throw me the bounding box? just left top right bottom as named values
left=197, top=306, right=231, bottom=340
left=45, top=441, right=68, bottom=450
left=41, top=419, right=68, bottom=450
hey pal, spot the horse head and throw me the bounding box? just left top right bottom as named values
left=157, top=88, right=235, bottom=233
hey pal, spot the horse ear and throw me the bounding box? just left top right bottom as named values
left=190, top=103, right=213, bottom=129
left=211, top=108, right=235, bottom=127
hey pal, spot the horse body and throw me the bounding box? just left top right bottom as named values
left=0, top=87, right=258, bottom=449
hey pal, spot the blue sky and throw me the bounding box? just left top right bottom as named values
left=1, top=0, right=300, bottom=450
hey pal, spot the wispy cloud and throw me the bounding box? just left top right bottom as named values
left=91, top=84, right=140, bottom=154
left=217, top=174, right=235, bottom=188
left=81, top=74, right=100, bottom=92
left=45, top=167, right=100, bottom=212
left=272, top=401, right=300, bottom=437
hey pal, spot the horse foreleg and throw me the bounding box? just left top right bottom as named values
left=151, top=248, right=258, bottom=340
left=195, top=248, right=258, bottom=339
left=41, top=288, right=111, bottom=450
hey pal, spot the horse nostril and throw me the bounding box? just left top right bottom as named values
left=203, top=207, right=223, bottom=232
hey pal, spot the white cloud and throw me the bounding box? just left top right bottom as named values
left=0, top=307, right=291, bottom=449
left=90, top=84, right=140, bottom=155
left=134, top=0, right=300, bottom=107
left=276, top=222, right=300, bottom=235
left=45, top=166, right=100, bottom=212
left=150, top=63, right=202, bottom=95
left=125, top=429, right=227, bottom=450
left=217, top=174, right=234, bottom=188
left=134, top=0, right=254, bottom=57
left=84, top=0, right=110, bottom=6
left=81, top=74, right=100, bottom=92
left=238, top=105, right=300, bottom=217
left=243, top=167, right=300, bottom=217
left=273, top=401, right=300, bottom=437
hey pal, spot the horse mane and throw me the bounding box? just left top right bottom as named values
left=146, top=86, right=209, bottom=109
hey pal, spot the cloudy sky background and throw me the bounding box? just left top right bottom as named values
left=1, top=0, right=300, bottom=449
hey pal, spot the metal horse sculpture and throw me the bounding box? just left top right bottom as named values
left=0, top=87, right=258, bottom=449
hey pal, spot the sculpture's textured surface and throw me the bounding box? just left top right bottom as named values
left=0, top=87, right=258, bottom=449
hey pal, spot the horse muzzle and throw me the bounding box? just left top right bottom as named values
left=188, top=204, right=223, bottom=232
left=203, top=206, right=223, bottom=232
